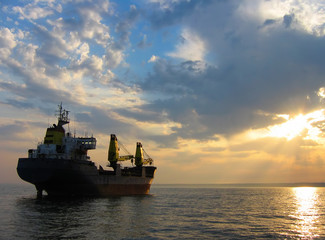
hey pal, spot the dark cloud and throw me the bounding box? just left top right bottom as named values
left=146, top=133, right=179, bottom=148
left=283, top=14, right=294, bottom=28
left=114, top=5, right=142, bottom=45
left=74, top=106, right=132, bottom=135
left=75, top=112, right=92, bottom=122
left=33, top=25, right=68, bottom=65
left=1, top=99, right=34, bottom=109
left=2, top=0, right=325, bottom=149
left=138, top=14, right=325, bottom=142
left=147, top=0, right=213, bottom=29
left=263, top=19, right=277, bottom=26
left=0, top=78, right=73, bottom=107
left=115, top=108, right=165, bottom=123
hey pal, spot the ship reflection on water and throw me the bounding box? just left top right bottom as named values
left=291, top=187, right=320, bottom=239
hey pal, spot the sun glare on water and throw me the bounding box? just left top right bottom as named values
left=291, top=187, right=320, bottom=239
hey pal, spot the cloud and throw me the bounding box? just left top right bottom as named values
left=0, top=99, right=34, bottom=109
left=13, top=4, right=55, bottom=20
left=137, top=34, right=151, bottom=48
left=77, top=5, right=110, bottom=45
left=0, top=28, right=17, bottom=49
left=283, top=14, right=294, bottom=28
left=3, top=1, right=325, bottom=147
left=102, top=4, right=143, bottom=71
left=0, top=121, right=27, bottom=140
left=147, top=0, right=185, bottom=10
left=147, top=0, right=208, bottom=29
left=0, top=0, right=141, bottom=111
left=237, top=0, right=325, bottom=36
left=131, top=1, right=318, bottom=145
left=104, top=46, right=124, bottom=69
left=140, top=26, right=325, bottom=145
left=148, top=55, right=159, bottom=63
left=167, top=28, right=206, bottom=61
left=0, top=28, right=17, bottom=60
left=2, top=0, right=325, bottom=184
left=74, top=107, right=131, bottom=133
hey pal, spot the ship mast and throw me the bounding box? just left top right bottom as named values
left=56, top=102, right=70, bottom=127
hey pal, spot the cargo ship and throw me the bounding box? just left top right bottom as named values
left=17, top=104, right=156, bottom=197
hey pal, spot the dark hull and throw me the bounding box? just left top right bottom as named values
left=17, top=158, right=156, bottom=197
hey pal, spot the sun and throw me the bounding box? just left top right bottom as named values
left=267, top=109, right=325, bottom=141
left=268, top=114, right=307, bottom=140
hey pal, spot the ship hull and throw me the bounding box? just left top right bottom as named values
left=17, top=158, right=156, bottom=197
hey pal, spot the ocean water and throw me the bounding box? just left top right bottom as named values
left=1, top=184, right=325, bottom=239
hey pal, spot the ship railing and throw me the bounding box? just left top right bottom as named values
left=28, top=149, right=38, bottom=158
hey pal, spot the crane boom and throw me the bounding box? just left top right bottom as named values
left=108, top=134, right=153, bottom=169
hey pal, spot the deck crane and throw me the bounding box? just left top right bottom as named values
left=108, top=134, right=154, bottom=169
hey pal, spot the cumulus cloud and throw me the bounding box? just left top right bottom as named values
left=0, top=28, right=17, bottom=60
left=13, top=4, right=54, bottom=20
left=167, top=28, right=206, bottom=61
left=0, top=28, right=17, bottom=49
left=77, top=6, right=110, bottom=45
left=104, top=46, right=124, bottom=69
left=0, top=0, right=139, bottom=110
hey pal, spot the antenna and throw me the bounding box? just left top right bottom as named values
left=56, top=102, right=70, bottom=126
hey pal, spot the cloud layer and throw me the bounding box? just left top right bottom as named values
left=1, top=0, right=325, bottom=183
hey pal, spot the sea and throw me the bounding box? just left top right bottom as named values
left=1, top=184, right=325, bottom=240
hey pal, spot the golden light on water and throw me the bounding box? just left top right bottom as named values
left=292, top=187, right=319, bottom=239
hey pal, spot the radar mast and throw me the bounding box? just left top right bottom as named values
left=56, top=102, right=70, bottom=126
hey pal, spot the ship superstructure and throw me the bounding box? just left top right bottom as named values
left=17, top=103, right=156, bottom=197
left=31, top=104, right=96, bottom=161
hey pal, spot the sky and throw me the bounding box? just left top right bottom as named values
left=1, top=0, right=325, bottom=184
